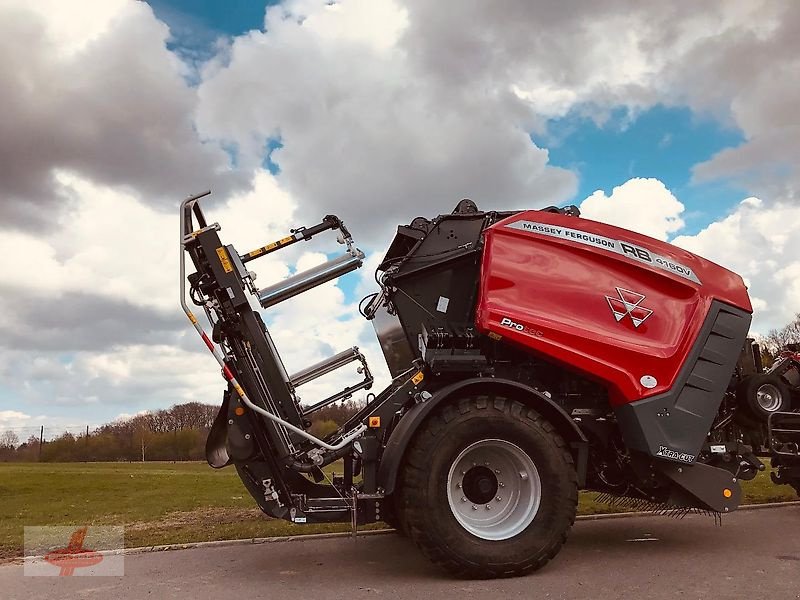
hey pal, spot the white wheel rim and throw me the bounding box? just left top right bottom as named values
left=446, top=439, right=541, bottom=541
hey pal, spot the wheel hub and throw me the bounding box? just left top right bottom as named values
left=462, top=466, right=498, bottom=505
left=756, top=383, right=783, bottom=412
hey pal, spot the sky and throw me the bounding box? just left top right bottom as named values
left=0, top=0, right=798, bottom=439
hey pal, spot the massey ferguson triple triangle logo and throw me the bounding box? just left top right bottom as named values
left=605, top=287, right=653, bottom=328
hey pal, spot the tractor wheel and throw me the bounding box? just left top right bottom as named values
left=383, top=496, right=406, bottom=536
left=738, top=373, right=792, bottom=423
left=399, top=395, right=577, bottom=578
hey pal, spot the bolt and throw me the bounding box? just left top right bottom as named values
left=472, top=505, right=478, bottom=511
left=494, top=469, right=501, bottom=474
left=724, top=507, right=729, bottom=512
left=520, top=471, right=528, bottom=480
left=461, top=497, right=467, bottom=502
left=499, top=482, right=505, bottom=488
left=484, top=462, right=490, bottom=466
left=732, top=478, right=737, bottom=483
left=485, top=505, right=491, bottom=510
left=456, top=483, right=462, bottom=489
left=496, top=496, right=502, bottom=502
left=472, top=462, right=477, bottom=467
left=228, top=419, right=234, bottom=425
left=677, top=467, right=682, bottom=473
left=244, top=434, right=251, bottom=440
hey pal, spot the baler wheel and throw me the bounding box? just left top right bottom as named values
left=398, top=395, right=577, bottom=578
left=738, top=373, right=792, bottom=423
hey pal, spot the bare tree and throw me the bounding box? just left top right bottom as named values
left=0, top=430, right=20, bottom=450
left=765, top=313, right=800, bottom=353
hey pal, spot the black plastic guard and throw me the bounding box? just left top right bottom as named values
left=205, top=391, right=232, bottom=469
left=615, top=301, right=751, bottom=463
left=657, top=460, right=741, bottom=512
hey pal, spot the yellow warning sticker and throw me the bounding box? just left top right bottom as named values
left=280, top=235, right=294, bottom=244
left=411, top=371, right=424, bottom=385
left=216, top=247, right=233, bottom=273
left=248, top=248, right=265, bottom=258
left=368, top=416, right=381, bottom=428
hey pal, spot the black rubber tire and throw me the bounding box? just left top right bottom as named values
left=737, top=373, right=792, bottom=423
left=398, top=394, right=578, bottom=578
left=383, top=497, right=407, bottom=536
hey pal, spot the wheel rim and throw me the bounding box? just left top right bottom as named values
left=446, top=439, right=541, bottom=541
left=756, top=383, right=783, bottom=412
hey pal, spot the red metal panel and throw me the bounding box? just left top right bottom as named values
left=476, top=211, right=752, bottom=405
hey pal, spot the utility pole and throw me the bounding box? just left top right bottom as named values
left=141, top=436, right=145, bottom=462
left=38, top=425, right=43, bottom=461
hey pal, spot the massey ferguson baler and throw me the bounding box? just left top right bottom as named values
left=180, top=192, right=800, bottom=578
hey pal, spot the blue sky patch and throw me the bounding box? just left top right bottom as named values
left=147, top=0, right=279, bottom=62
left=537, top=105, right=747, bottom=235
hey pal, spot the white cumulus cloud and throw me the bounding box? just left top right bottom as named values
left=579, top=178, right=685, bottom=241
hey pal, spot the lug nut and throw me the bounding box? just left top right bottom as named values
left=485, top=505, right=491, bottom=510
left=472, top=505, right=478, bottom=510
left=520, top=471, right=528, bottom=480
left=461, top=497, right=467, bottom=502
left=499, top=482, right=505, bottom=488
left=456, top=483, right=462, bottom=488
left=496, top=496, right=502, bottom=502
left=494, top=469, right=501, bottom=474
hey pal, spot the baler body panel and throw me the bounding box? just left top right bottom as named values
left=477, top=211, right=752, bottom=405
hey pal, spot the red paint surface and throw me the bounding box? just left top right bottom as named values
left=476, top=211, right=752, bottom=405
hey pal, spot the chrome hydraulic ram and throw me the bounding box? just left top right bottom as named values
left=258, top=250, right=365, bottom=308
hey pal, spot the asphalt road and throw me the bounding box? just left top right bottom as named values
left=3, top=505, right=799, bottom=600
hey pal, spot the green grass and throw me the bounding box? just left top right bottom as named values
left=0, top=462, right=796, bottom=559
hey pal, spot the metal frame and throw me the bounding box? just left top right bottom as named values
left=179, top=192, right=368, bottom=452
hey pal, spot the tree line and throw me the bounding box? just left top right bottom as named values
left=0, top=399, right=362, bottom=463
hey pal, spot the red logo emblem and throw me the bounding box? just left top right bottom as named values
left=43, top=527, right=103, bottom=576
left=605, top=287, right=653, bottom=328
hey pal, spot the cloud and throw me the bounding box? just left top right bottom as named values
left=1, top=0, right=799, bottom=433
left=0, top=0, right=246, bottom=231
left=0, top=289, right=182, bottom=352
left=402, top=1, right=799, bottom=201
left=0, top=164, right=380, bottom=426
left=195, top=0, right=576, bottom=245
left=672, top=197, right=800, bottom=333
left=579, top=178, right=685, bottom=241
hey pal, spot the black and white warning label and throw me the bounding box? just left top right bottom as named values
left=505, top=220, right=702, bottom=285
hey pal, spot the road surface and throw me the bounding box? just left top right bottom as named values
left=2, top=505, right=798, bottom=599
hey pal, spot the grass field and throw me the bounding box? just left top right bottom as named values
left=1, top=462, right=796, bottom=559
